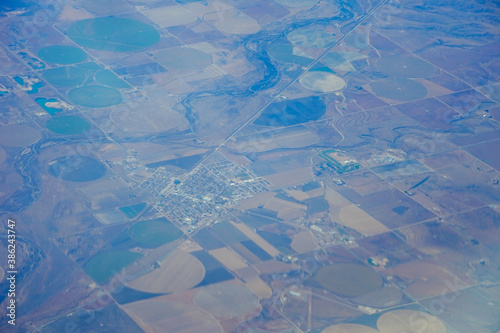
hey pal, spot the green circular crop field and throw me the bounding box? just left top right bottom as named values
left=370, top=77, right=428, bottom=101
left=68, top=85, right=122, bottom=108
left=67, top=17, right=160, bottom=52
left=128, top=218, right=182, bottom=248
left=38, top=45, right=87, bottom=65
left=46, top=115, right=91, bottom=135
left=42, top=66, right=87, bottom=87
left=48, top=155, right=107, bottom=182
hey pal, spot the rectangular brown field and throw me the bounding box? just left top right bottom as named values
left=234, top=127, right=320, bottom=153
left=326, top=187, right=389, bottom=236
left=141, top=148, right=208, bottom=165
left=237, top=191, right=276, bottom=210
left=264, top=197, right=307, bottom=212
left=263, top=194, right=307, bottom=221
left=287, top=187, right=324, bottom=201
left=80, top=178, right=128, bottom=196
left=230, top=221, right=280, bottom=257
left=254, top=260, right=295, bottom=274
left=264, top=167, right=314, bottom=188
left=209, top=247, right=248, bottom=271
left=278, top=207, right=306, bottom=221
left=245, top=275, right=272, bottom=299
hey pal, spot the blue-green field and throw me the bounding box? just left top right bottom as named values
left=370, top=77, right=428, bottom=101
left=38, top=45, right=87, bottom=65
left=48, top=155, right=107, bottom=182
left=254, top=96, right=326, bottom=126
left=46, top=115, right=91, bottom=134
left=67, top=85, right=122, bottom=108
left=68, top=17, right=160, bottom=52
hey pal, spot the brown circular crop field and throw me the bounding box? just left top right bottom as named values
left=352, top=286, right=403, bottom=308
left=377, top=309, right=446, bottom=333
left=322, top=323, right=378, bottom=333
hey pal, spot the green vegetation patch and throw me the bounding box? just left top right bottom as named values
left=314, top=263, right=383, bottom=297
left=48, top=155, right=107, bottom=182
left=254, top=96, right=326, bottom=126
left=322, top=51, right=367, bottom=71
left=370, top=77, right=428, bottom=101
left=304, top=196, right=329, bottom=215
left=302, top=181, right=321, bottom=192
left=127, top=217, right=182, bottom=248
left=257, top=230, right=292, bottom=255
left=267, top=42, right=313, bottom=66
left=38, top=45, right=87, bottom=65
left=68, top=85, right=122, bottom=108
left=119, top=202, right=147, bottom=219
left=211, top=222, right=249, bottom=245
left=68, top=17, right=160, bottom=52
left=43, top=62, right=129, bottom=89
left=46, top=115, right=91, bottom=135
left=42, top=66, right=87, bottom=87
left=84, top=250, right=143, bottom=284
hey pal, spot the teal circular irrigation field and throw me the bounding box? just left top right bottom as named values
left=42, top=66, right=87, bottom=87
